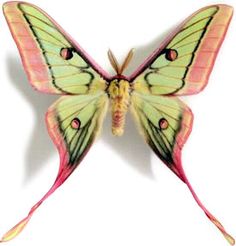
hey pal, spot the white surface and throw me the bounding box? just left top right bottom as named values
left=0, top=0, right=235, bottom=245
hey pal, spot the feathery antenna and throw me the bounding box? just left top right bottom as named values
left=108, top=49, right=134, bottom=75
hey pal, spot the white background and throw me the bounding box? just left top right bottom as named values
left=0, top=0, right=235, bottom=245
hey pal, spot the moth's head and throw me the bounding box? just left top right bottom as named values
left=108, top=49, right=134, bottom=77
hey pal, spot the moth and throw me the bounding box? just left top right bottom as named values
left=2, top=2, right=234, bottom=244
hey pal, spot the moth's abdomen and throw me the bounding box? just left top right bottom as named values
left=108, top=79, right=130, bottom=136
left=112, top=109, right=125, bottom=136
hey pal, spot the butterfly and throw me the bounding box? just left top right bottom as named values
left=2, top=1, right=234, bottom=244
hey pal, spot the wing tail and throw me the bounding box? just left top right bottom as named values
left=0, top=156, right=76, bottom=242
left=175, top=156, right=235, bottom=245
left=0, top=94, right=108, bottom=242
left=0, top=159, right=72, bottom=242
left=131, top=93, right=234, bottom=244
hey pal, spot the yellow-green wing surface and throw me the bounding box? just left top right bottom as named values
left=3, top=2, right=110, bottom=94
left=131, top=5, right=233, bottom=96
left=131, top=93, right=193, bottom=178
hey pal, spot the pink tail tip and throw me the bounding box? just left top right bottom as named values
left=224, top=234, right=235, bottom=246
left=0, top=216, right=31, bottom=242
left=210, top=217, right=235, bottom=245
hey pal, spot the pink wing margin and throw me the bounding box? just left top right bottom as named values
left=129, top=4, right=233, bottom=95
left=3, top=1, right=111, bottom=94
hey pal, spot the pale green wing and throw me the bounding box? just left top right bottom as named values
left=130, top=4, right=234, bottom=244
left=3, top=2, right=110, bottom=94
left=0, top=93, right=108, bottom=242
left=130, top=93, right=193, bottom=172
left=130, top=93, right=234, bottom=245
left=131, top=5, right=233, bottom=96
left=47, top=93, right=108, bottom=166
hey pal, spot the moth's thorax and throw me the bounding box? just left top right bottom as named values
left=108, top=79, right=130, bottom=136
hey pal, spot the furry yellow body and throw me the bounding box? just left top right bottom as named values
left=108, top=79, right=130, bottom=136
